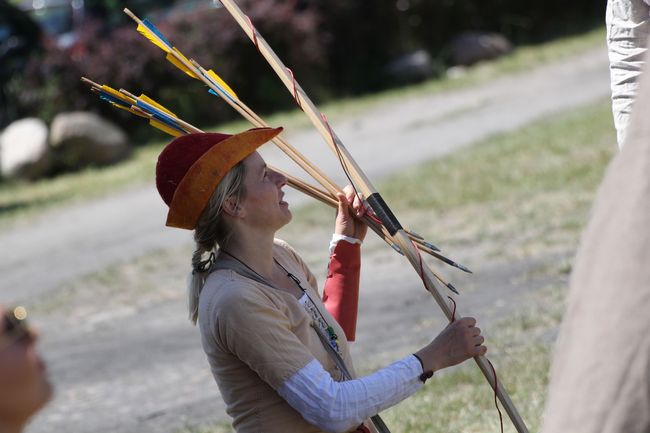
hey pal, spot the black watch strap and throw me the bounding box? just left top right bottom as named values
left=412, top=354, right=434, bottom=383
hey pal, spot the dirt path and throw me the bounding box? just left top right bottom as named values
left=14, top=45, right=610, bottom=433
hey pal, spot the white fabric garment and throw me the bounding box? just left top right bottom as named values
left=606, top=0, right=650, bottom=147
left=277, top=355, right=424, bottom=433
left=329, top=233, right=362, bottom=256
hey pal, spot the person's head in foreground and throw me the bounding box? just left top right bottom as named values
left=156, top=128, right=487, bottom=433
left=0, top=305, right=51, bottom=433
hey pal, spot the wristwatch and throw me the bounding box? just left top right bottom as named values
left=412, top=354, right=434, bottom=383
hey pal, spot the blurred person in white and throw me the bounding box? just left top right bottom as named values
left=0, top=306, right=52, bottom=433
left=542, top=36, right=650, bottom=433
left=607, top=0, right=650, bottom=148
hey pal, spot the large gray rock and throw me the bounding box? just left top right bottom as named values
left=0, top=118, right=51, bottom=180
left=50, top=112, right=131, bottom=170
left=385, top=49, right=435, bottom=84
left=447, top=31, right=512, bottom=66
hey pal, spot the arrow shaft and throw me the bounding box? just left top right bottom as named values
left=189, top=61, right=342, bottom=197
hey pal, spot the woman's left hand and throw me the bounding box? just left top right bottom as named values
left=334, top=185, right=368, bottom=242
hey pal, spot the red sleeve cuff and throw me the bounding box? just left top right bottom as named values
left=322, top=240, right=361, bottom=341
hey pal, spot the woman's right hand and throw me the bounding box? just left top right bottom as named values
left=334, top=185, right=368, bottom=242
left=414, top=317, right=487, bottom=373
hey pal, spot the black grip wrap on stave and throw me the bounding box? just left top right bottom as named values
left=367, top=193, right=402, bottom=235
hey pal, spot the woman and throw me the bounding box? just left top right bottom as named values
left=0, top=305, right=52, bottom=433
left=156, top=127, right=487, bottom=433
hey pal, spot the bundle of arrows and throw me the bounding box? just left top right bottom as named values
left=80, top=77, right=467, bottom=291
left=81, top=3, right=530, bottom=433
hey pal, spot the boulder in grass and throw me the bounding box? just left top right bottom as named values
left=0, top=118, right=51, bottom=180
left=385, top=49, right=435, bottom=84
left=49, top=112, right=131, bottom=170
left=447, top=31, right=513, bottom=67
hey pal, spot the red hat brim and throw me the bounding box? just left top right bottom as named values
left=166, top=127, right=283, bottom=229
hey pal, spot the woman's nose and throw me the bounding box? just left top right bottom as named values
left=271, top=170, right=287, bottom=186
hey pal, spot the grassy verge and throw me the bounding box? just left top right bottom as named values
left=0, top=27, right=605, bottom=231
left=0, top=144, right=159, bottom=230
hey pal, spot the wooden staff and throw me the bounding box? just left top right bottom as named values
left=217, top=1, right=529, bottom=432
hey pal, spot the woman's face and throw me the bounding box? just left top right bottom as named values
left=237, top=152, right=292, bottom=231
left=0, top=306, right=52, bottom=426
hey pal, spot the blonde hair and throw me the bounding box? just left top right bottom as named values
left=187, top=161, right=246, bottom=324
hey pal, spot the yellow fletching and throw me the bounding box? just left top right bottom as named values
left=206, top=69, right=239, bottom=100
left=101, top=85, right=135, bottom=105
left=138, top=94, right=176, bottom=117
left=111, top=103, right=148, bottom=118
left=136, top=23, right=171, bottom=53
left=150, top=119, right=184, bottom=137
left=166, top=49, right=198, bottom=79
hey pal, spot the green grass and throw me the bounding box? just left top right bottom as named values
left=381, top=106, right=613, bottom=210
left=0, top=27, right=605, bottom=230
left=0, top=144, right=160, bottom=229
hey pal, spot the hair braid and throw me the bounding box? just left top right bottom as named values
left=187, top=162, right=246, bottom=324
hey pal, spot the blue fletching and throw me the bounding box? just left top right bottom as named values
left=152, top=114, right=186, bottom=133
left=135, top=99, right=184, bottom=132
left=207, top=82, right=236, bottom=104
left=143, top=18, right=172, bottom=48
left=99, top=92, right=130, bottom=108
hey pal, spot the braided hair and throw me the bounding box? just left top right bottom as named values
left=187, top=161, right=246, bottom=324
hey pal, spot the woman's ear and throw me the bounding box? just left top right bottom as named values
left=222, top=196, right=243, bottom=218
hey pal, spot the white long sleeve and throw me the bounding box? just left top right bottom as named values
left=277, top=355, right=424, bottom=433
left=328, top=233, right=362, bottom=255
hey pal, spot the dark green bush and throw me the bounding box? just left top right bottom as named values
left=318, top=0, right=604, bottom=93
left=8, top=0, right=326, bottom=140
left=6, top=0, right=604, bottom=141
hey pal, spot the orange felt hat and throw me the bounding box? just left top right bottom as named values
left=156, top=127, right=283, bottom=229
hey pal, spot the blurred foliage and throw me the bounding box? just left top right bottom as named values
left=7, top=0, right=325, bottom=141
left=318, top=0, right=604, bottom=94
left=5, top=0, right=604, bottom=142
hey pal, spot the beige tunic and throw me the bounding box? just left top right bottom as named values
left=198, top=239, right=356, bottom=433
